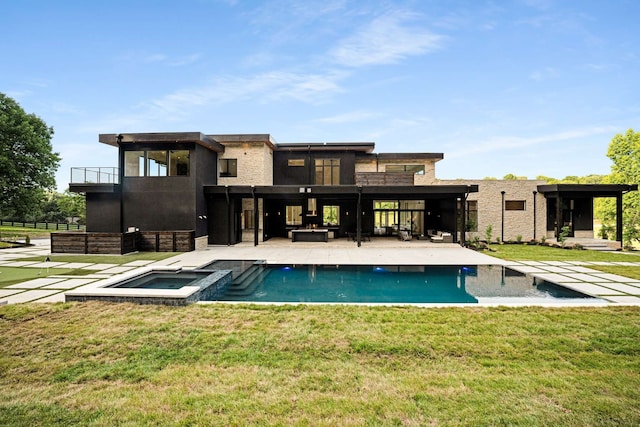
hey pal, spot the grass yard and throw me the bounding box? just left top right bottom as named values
left=0, top=253, right=180, bottom=288
left=0, top=267, right=92, bottom=288
left=0, top=303, right=639, bottom=426
left=484, top=244, right=640, bottom=280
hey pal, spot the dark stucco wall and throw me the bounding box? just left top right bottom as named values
left=273, top=151, right=356, bottom=185
left=85, top=193, right=121, bottom=232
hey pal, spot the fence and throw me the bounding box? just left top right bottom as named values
left=0, top=220, right=85, bottom=231
left=70, top=167, right=119, bottom=184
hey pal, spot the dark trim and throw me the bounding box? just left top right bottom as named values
left=537, top=184, right=638, bottom=197
left=69, top=183, right=119, bottom=193
left=276, top=142, right=375, bottom=152
left=203, top=184, right=478, bottom=197
left=99, top=132, right=224, bottom=153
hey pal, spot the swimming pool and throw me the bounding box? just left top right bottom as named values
left=205, top=264, right=602, bottom=304
left=111, top=271, right=212, bottom=289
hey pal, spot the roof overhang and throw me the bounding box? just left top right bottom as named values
left=537, top=184, right=638, bottom=198
left=204, top=184, right=477, bottom=198
left=69, top=183, right=119, bottom=194
left=99, top=132, right=224, bottom=152
left=208, top=134, right=277, bottom=150
left=275, top=142, right=375, bottom=153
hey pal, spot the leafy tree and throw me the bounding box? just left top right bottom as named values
left=605, top=129, right=640, bottom=246
left=0, top=93, right=60, bottom=219
left=57, top=190, right=86, bottom=223
left=502, top=173, right=527, bottom=180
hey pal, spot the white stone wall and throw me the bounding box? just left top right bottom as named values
left=218, top=142, right=273, bottom=185
left=438, top=179, right=548, bottom=242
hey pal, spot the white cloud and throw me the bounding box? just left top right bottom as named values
left=330, top=10, right=444, bottom=67
left=79, top=70, right=349, bottom=132
left=446, top=126, right=618, bottom=159
left=529, top=67, right=559, bottom=81
left=315, top=110, right=380, bottom=124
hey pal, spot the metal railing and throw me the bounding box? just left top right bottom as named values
left=70, top=167, right=119, bottom=184
left=0, top=220, right=85, bottom=231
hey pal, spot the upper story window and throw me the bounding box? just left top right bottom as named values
left=288, top=159, right=305, bottom=167
left=386, top=164, right=425, bottom=175
left=124, top=150, right=189, bottom=177
left=315, top=159, right=340, bottom=185
left=220, top=159, right=237, bottom=177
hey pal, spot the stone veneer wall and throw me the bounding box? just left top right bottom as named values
left=437, top=179, right=548, bottom=242
left=218, top=141, right=274, bottom=186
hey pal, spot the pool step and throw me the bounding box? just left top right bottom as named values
left=225, top=264, right=268, bottom=296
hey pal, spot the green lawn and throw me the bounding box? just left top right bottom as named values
left=0, top=303, right=638, bottom=426
left=483, top=244, right=640, bottom=280
left=0, top=253, right=179, bottom=289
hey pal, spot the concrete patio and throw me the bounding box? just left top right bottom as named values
left=1, top=237, right=640, bottom=305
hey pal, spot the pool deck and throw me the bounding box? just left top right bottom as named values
left=1, top=238, right=640, bottom=306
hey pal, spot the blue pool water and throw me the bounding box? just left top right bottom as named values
left=210, top=264, right=599, bottom=304
left=112, top=271, right=213, bottom=290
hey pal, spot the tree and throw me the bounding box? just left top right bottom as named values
left=0, top=93, right=60, bottom=219
left=57, top=190, right=86, bottom=223
left=606, top=129, right=640, bottom=246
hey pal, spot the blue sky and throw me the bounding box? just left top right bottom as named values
left=3, top=0, right=639, bottom=190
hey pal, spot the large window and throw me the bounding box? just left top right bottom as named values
left=286, top=205, right=302, bottom=225
left=220, top=159, right=237, bottom=177
left=147, top=151, right=167, bottom=176
left=323, top=205, right=340, bottom=226
left=124, top=150, right=190, bottom=177
left=170, top=150, right=189, bottom=176
left=386, top=164, right=425, bottom=175
left=457, top=200, right=478, bottom=232
left=315, top=159, right=340, bottom=185
left=124, top=151, right=145, bottom=177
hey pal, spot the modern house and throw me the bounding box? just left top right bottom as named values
left=55, top=132, right=637, bottom=254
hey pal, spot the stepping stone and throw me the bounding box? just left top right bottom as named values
left=559, top=282, right=625, bottom=296
left=596, top=282, right=640, bottom=295
left=4, top=290, right=61, bottom=304
left=6, top=277, right=67, bottom=289
left=123, top=260, right=155, bottom=266
left=42, top=278, right=97, bottom=289
left=603, top=295, right=640, bottom=305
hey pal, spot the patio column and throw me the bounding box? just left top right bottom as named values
left=500, top=191, right=505, bottom=241
left=356, top=186, right=362, bottom=247
left=252, top=186, right=259, bottom=246
left=459, top=196, right=465, bottom=245
left=616, top=193, right=623, bottom=243
left=225, top=186, right=231, bottom=246
left=555, top=195, right=563, bottom=239
left=532, top=191, right=537, bottom=240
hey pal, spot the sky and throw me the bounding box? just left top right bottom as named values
left=2, top=0, right=639, bottom=191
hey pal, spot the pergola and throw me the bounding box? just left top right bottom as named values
left=537, top=184, right=638, bottom=242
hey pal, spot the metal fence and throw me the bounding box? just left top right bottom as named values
left=0, top=220, right=85, bottom=231
left=70, top=167, right=119, bottom=184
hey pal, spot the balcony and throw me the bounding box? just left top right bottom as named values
left=71, top=167, right=119, bottom=184
left=355, top=172, right=414, bottom=186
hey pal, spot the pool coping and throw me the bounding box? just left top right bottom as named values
left=64, top=266, right=233, bottom=305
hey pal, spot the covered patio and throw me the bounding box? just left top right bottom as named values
left=204, top=184, right=478, bottom=247
left=538, top=184, right=638, bottom=247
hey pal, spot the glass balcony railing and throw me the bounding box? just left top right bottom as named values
left=71, top=167, right=119, bottom=184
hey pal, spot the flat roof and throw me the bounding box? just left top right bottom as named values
left=537, top=184, right=638, bottom=197
left=99, top=132, right=224, bottom=152
left=358, top=153, right=444, bottom=161
left=204, top=184, right=478, bottom=198
left=275, top=142, right=375, bottom=153
left=208, top=134, right=278, bottom=150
